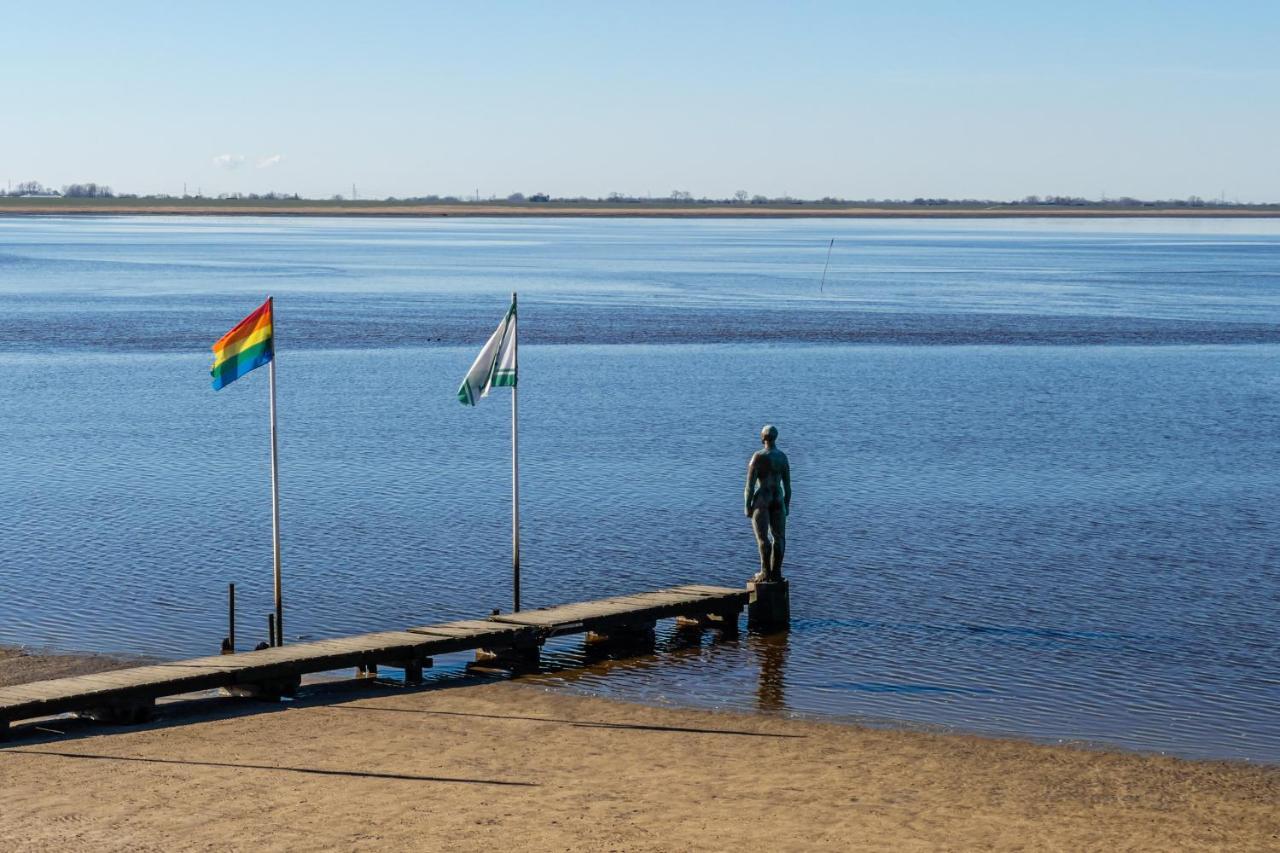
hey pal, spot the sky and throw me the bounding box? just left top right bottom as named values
left=3, top=1, right=1279, bottom=201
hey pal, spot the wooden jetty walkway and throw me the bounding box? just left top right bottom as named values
left=0, top=584, right=754, bottom=740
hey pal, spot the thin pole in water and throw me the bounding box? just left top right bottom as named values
left=267, top=298, right=284, bottom=646
left=511, top=291, right=521, bottom=613
left=819, top=238, right=835, bottom=294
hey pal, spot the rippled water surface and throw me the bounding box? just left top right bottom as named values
left=2, top=215, right=1278, bottom=762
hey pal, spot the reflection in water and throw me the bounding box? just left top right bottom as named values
left=534, top=624, right=724, bottom=684
left=523, top=624, right=792, bottom=715
left=751, top=631, right=789, bottom=713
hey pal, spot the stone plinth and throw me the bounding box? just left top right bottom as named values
left=747, top=579, right=790, bottom=632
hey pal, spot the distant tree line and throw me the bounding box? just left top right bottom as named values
left=3, top=181, right=1276, bottom=208
left=3, top=181, right=116, bottom=197
left=4, top=181, right=60, bottom=197
left=216, top=192, right=301, bottom=201
left=62, top=182, right=114, bottom=197
left=458, top=191, right=1275, bottom=208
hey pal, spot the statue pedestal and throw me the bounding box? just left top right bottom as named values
left=748, top=579, right=790, bottom=632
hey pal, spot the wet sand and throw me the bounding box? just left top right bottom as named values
left=0, top=645, right=149, bottom=688
left=1, top=649, right=1276, bottom=852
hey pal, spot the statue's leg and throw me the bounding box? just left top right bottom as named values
left=768, top=504, right=786, bottom=581
left=751, top=504, right=772, bottom=577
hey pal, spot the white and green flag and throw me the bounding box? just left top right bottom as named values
left=457, top=294, right=523, bottom=612
left=457, top=298, right=517, bottom=406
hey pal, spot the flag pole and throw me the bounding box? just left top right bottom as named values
left=511, top=291, right=521, bottom=613
left=819, top=237, right=834, bottom=293
left=267, top=297, right=284, bottom=645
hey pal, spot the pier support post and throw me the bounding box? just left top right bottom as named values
left=675, top=606, right=742, bottom=637
left=585, top=620, right=656, bottom=648
left=470, top=640, right=540, bottom=673
left=79, top=698, right=156, bottom=725
left=402, top=661, right=423, bottom=686
left=748, top=579, right=790, bottom=632
left=388, top=656, right=432, bottom=685
left=225, top=675, right=301, bottom=701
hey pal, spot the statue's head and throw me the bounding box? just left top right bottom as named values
left=761, top=424, right=778, bottom=446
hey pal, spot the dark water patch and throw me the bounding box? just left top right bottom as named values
left=3, top=294, right=1280, bottom=353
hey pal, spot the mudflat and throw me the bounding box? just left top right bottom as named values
left=0, top=645, right=148, bottom=688
left=1, top=651, right=1275, bottom=852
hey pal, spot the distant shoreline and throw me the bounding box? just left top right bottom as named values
left=3, top=199, right=1279, bottom=219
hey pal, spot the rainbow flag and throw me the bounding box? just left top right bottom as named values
left=211, top=298, right=274, bottom=390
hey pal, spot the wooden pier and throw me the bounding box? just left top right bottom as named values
left=0, top=584, right=750, bottom=740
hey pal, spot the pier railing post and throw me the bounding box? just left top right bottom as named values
left=227, top=583, right=236, bottom=653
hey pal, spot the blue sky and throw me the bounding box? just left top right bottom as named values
left=4, top=1, right=1278, bottom=200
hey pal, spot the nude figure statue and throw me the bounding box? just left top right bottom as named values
left=745, top=424, right=791, bottom=583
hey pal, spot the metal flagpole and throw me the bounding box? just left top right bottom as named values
left=819, top=238, right=834, bottom=293
left=511, top=291, right=521, bottom=612
left=267, top=297, right=284, bottom=645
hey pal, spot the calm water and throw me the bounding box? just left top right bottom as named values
left=1, top=215, right=1278, bottom=762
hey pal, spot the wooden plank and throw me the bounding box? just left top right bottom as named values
left=397, top=632, right=517, bottom=656
left=492, top=599, right=646, bottom=624
left=489, top=591, right=744, bottom=638
left=60, top=669, right=181, bottom=687
left=0, top=673, right=143, bottom=696
left=605, top=591, right=711, bottom=604
left=540, top=588, right=745, bottom=618
left=0, top=685, right=62, bottom=704
left=16, top=668, right=224, bottom=694
left=666, top=584, right=746, bottom=596
left=432, top=620, right=517, bottom=632
left=0, top=677, right=135, bottom=699
left=154, top=655, right=252, bottom=671
left=162, top=654, right=243, bottom=668
left=592, top=594, right=714, bottom=611
left=261, top=639, right=388, bottom=656
left=404, top=626, right=483, bottom=637
left=210, top=633, right=456, bottom=684
left=1, top=674, right=230, bottom=721
left=406, top=620, right=532, bottom=641
left=212, top=632, right=437, bottom=664
left=407, top=625, right=499, bottom=637
left=326, top=630, right=441, bottom=648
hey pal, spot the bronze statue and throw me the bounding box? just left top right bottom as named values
left=745, top=424, right=791, bottom=583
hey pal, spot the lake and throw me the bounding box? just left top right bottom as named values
left=1, top=214, right=1277, bottom=762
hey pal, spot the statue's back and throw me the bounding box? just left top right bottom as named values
left=752, top=447, right=789, bottom=504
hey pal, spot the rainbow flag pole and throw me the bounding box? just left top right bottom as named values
left=211, top=297, right=285, bottom=646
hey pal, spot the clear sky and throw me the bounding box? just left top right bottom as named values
left=4, top=1, right=1278, bottom=201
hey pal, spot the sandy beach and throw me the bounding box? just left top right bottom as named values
left=1, top=649, right=1276, bottom=852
